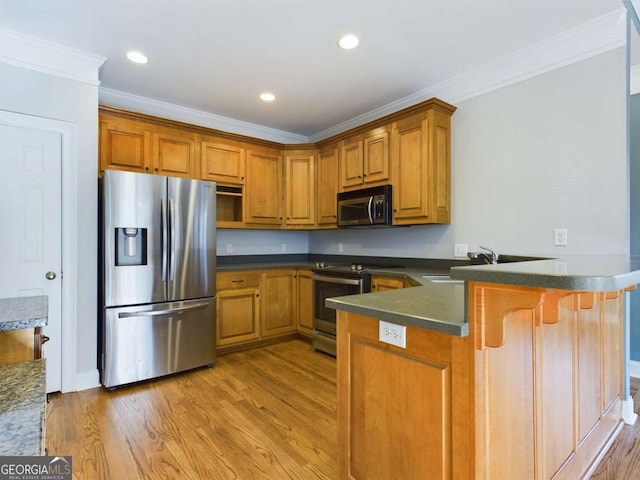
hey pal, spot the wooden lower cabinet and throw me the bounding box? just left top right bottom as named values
left=217, top=268, right=314, bottom=352
left=296, top=269, right=314, bottom=336
left=337, top=282, right=625, bottom=480
left=371, top=275, right=405, bottom=292
left=261, top=269, right=297, bottom=337
left=0, top=328, right=40, bottom=364
left=216, top=271, right=260, bottom=349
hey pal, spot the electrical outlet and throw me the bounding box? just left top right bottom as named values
left=281, top=243, right=287, bottom=253
left=379, top=320, right=406, bottom=349
left=454, top=243, right=468, bottom=257
left=226, top=244, right=233, bottom=254
left=338, top=242, right=344, bottom=253
left=554, top=228, right=568, bottom=246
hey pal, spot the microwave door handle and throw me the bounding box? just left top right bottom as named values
left=367, top=196, right=374, bottom=224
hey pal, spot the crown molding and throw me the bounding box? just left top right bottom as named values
left=99, top=88, right=309, bottom=144
left=309, top=8, right=626, bottom=142
left=0, top=27, right=105, bottom=86
left=100, top=7, right=625, bottom=144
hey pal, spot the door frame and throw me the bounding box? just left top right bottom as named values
left=0, top=109, right=77, bottom=393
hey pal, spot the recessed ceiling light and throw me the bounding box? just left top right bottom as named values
left=338, top=33, right=360, bottom=50
left=260, top=92, right=276, bottom=102
left=126, top=50, right=148, bottom=64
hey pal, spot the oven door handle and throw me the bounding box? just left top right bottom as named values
left=312, top=274, right=362, bottom=286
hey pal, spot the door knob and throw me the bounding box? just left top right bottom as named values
left=45, top=271, right=56, bottom=280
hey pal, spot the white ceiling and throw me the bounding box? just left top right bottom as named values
left=0, top=0, right=626, bottom=141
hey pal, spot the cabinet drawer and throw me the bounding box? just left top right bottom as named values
left=217, top=271, right=260, bottom=290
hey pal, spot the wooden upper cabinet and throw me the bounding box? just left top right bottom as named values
left=284, top=150, right=316, bottom=227
left=200, top=138, right=246, bottom=185
left=245, top=147, right=282, bottom=225
left=391, top=104, right=454, bottom=225
left=99, top=112, right=196, bottom=178
left=316, top=145, right=339, bottom=227
left=152, top=129, right=197, bottom=178
left=340, top=128, right=390, bottom=190
left=100, top=116, right=151, bottom=174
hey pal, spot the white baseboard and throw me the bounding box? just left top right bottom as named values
left=623, top=396, right=638, bottom=425
left=71, top=369, right=100, bottom=392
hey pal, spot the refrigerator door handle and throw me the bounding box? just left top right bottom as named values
left=161, top=198, right=168, bottom=283
left=169, top=197, right=176, bottom=281
left=117, top=301, right=211, bottom=318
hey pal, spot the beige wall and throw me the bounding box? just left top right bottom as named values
left=309, top=47, right=627, bottom=258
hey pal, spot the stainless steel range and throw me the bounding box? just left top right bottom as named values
left=311, top=263, right=372, bottom=356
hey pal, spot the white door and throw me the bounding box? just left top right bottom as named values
left=0, top=122, right=62, bottom=392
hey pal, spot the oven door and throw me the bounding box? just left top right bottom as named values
left=312, top=273, right=363, bottom=335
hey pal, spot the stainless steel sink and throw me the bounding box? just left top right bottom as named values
left=421, top=275, right=465, bottom=284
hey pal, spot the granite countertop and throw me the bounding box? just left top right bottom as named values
left=216, top=254, right=640, bottom=338
left=0, top=296, right=48, bottom=331
left=327, top=255, right=640, bottom=338
left=450, top=255, right=640, bottom=291
left=326, top=280, right=467, bottom=336
left=0, top=359, right=46, bottom=456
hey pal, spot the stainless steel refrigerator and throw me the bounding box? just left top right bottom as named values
left=100, top=169, right=216, bottom=388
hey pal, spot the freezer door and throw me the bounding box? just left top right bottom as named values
left=102, top=170, right=166, bottom=306
left=167, top=177, right=216, bottom=301
left=102, top=298, right=216, bottom=388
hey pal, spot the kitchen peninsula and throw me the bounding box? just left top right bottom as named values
left=327, top=257, right=640, bottom=480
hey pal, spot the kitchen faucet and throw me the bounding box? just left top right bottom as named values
left=468, top=246, right=499, bottom=265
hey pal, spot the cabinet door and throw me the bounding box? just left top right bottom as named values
left=296, top=269, right=314, bottom=336
left=338, top=311, right=454, bottom=480
left=317, top=146, right=339, bottom=226
left=201, top=139, right=246, bottom=185
left=152, top=130, right=197, bottom=178
left=363, top=129, right=389, bottom=185
left=285, top=151, right=315, bottom=227
left=246, top=148, right=282, bottom=225
left=340, top=138, right=364, bottom=189
left=261, top=269, right=297, bottom=337
left=99, top=117, right=151, bottom=175
left=392, top=110, right=451, bottom=225
left=216, top=287, right=260, bottom=347
left=371, top=275, right=405, bottom=292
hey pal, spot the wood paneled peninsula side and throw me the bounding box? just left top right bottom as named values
left=327, top=257, right=640, bottom=480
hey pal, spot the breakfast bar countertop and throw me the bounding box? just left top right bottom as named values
left=327, top=255, right=640, bottom=337
left=0, top=296, right=48, bottom=331
left=0, top=359, right=46, bottom=456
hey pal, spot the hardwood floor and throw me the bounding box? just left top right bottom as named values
left=591, top=377, right=640, bottom=479
left=47, top=339, right=640, bottom=480
left=46, top=340, right=337, bottom=480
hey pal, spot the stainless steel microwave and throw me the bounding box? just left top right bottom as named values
left=337, top=185, right=392, bottom=227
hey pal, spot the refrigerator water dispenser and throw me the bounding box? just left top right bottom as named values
left=115, top=227, right=147, bottom=266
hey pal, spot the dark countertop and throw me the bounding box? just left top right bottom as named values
left=0, top=296, right=48, bottom=331
left=216, top=254, right=640, bottom=338
left=0, top=359, right=46, bottom=456
left=326, top=279, right=467, bottom=336
left=450, top=255, right=640, bottom=291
